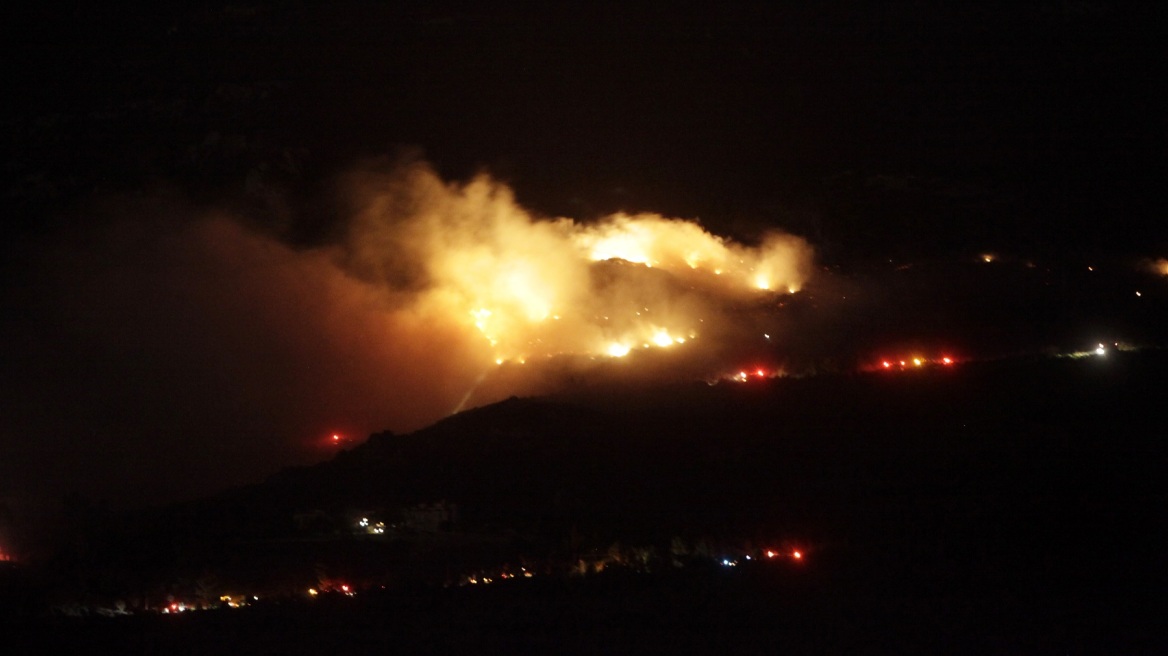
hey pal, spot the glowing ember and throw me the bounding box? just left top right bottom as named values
left=607, top=343, right=632, bottom=358
left=651, top=330, right=675, bottom=348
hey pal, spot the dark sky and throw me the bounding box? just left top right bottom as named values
left=1, top=2, right=1164, bottom=514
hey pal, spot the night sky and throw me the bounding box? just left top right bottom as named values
left=1, top=2, right=1164, bottom=513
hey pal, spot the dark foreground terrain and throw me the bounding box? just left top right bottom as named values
left=5, top=349, right=1167, bottom=654
left=12, top=559, right=1159, bottom=655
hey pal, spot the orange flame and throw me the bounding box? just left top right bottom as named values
left=345, top=164, right=813, bottom=366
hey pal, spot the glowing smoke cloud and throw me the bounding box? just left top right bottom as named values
left=2, top=161, right=812, bottom=505
left=341, top=162, right=813, bottom=372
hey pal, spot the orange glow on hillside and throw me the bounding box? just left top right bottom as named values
left=346, top=166, right=814, bottom=367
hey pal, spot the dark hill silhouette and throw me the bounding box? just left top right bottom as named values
left=18, top=350, right=1168, bottom=652
left=148, top=349, right=1168, bottom=562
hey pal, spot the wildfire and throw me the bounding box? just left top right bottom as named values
left=346, top=164, right=813, bottom=367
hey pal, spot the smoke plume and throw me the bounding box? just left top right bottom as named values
left=1, top=161, right=813, bottom=506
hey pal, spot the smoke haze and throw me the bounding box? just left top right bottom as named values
left=1, top=161, right=813, bottom=507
